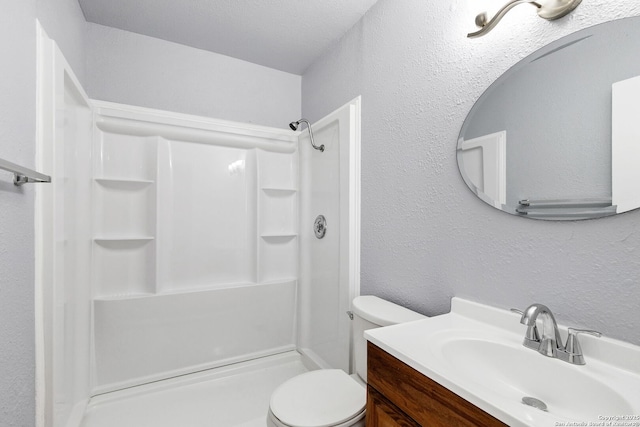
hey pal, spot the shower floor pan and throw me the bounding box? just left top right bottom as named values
left=80, top=351, right=309, bottom=427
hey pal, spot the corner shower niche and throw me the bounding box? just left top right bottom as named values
left=258, top=150, right=299, bottom=283
left=90, top=104, right=299, bottom=393
left=93, top=132, right=157, bottom=298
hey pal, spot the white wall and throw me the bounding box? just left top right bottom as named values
left=0, top=0, right=86, bottom=425
left=302, top=0, right=640, bottom=345
left=86, top=23, right=301, bottom=128
left=36, top=0, right=87, bottom=83
left=0, top=4, right=37, bottom=425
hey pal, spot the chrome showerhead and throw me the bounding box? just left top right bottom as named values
left=288, top=118, right=324, bottom=152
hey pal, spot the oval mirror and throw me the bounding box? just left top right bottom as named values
left=457, top=16, right=640, bottom=220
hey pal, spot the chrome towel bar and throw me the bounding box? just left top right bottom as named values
left=518, top=198, right=611, bottom=208
left=0, top=157, right=51, bottom=186
left=516, top=198, right=616, bottom=219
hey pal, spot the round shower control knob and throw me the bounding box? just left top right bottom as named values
left=314, top=215, right=327, bottom=239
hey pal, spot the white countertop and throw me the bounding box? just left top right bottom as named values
left=365, top=297, right=640, bottom=427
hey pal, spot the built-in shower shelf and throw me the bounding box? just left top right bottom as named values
left=258, top=233, right=297, bottom=282
left=157, top=282, right=258, bottom=296
left=94, top=236, right=155, bottom=244
left=94, top=293, right=155, bottom=301
left=259, top=278, right=297, bottom=286
left=95, top=178, right=155, bottom=187
left=261, top=187, right=297, bottom=193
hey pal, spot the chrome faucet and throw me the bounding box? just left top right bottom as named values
left=512, top=303, right=601, bottom=365
left=520, top=303, right=564, bottom=357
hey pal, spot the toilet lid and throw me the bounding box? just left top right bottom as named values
left=270, top=369, right=366, bottom=427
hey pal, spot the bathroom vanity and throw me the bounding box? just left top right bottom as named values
left=366, top=342, right=505, bottom=426
left=364, top=298, right=640, bottom=427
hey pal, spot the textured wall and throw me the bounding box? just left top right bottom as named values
left=0, top=1, right=86, bottom=425
left=0, top=3, right=37, bottom=425
left=85, top=23, right=301, bottom=128
left=302, top=0, right=640, bottom=345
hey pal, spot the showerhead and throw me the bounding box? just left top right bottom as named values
left=288, top=118, right=324, bottom=152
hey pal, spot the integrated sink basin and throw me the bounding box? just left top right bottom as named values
left=437, top=335, right=634, bottom=421
left=365, top=298, right=640, bottom=427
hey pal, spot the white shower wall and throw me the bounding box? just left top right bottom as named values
left=90, top=103, right=300, bottom=393
left=298, top=99, right=361, bottom=372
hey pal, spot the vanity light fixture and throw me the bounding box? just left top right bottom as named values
left=467, top=0, right=582, bottom=38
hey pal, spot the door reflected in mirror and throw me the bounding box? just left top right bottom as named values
left=457, top=16, right=640, bottom=220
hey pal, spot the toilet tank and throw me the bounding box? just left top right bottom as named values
left=351, top=296, right=426, bottom=382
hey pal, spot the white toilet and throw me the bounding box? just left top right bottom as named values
left=267, top=295, right=426, bottom=427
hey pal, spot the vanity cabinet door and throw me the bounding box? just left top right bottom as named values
left=367, top=342, right=507, bottom=427
left=367, top=386, right=420, bottom=427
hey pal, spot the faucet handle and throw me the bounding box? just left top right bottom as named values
left=568, top=328, right=601, bottom=337
left=564, top=328, right=602, bottom=365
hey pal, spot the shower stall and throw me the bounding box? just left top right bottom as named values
left=35, top=27, right=360, bottom=426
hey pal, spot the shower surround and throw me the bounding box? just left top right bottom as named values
left=37, top=29, right=360, bottom=427
left=91, top=102, right=299, bottom=393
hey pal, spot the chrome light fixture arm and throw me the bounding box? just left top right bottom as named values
left=468, top=0, right=582, bottom=38
left=468, top=1, right=540, bottom=38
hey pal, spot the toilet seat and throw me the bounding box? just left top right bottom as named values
left=269, top=369, right=366, bottom=427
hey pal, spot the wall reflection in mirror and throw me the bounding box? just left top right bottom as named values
left=457, top=16, right=640, bottom=220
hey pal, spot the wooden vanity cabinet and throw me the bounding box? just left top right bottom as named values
left=366, top=342, right=507, bottom=427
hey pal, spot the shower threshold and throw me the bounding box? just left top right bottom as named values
left=79, top=351, right=309, bottom=427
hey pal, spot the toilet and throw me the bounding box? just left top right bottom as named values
left=267, top=296, right=426, bottom=427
